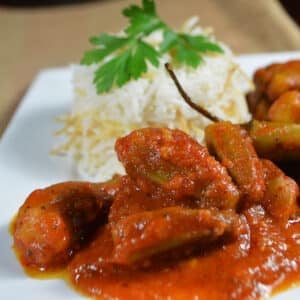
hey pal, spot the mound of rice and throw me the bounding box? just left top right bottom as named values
left=55, top=18, right=253, bottom=181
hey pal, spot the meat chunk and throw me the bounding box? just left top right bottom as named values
left=115, top=128, right=240, bottom=210
left=13, top=181, right=115, bottom=270
left=108, top=176, right=201, bottom=226
left=111, top=207, right=238, bottom=264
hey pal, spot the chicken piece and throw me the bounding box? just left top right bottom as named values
left=112, top=207, right=238, bottom=264
left=205, top=122, right=265, bottom=206
left=108, top=176, right=199, bottom=226
left=13, top=180, right=117, bottom=270
left=261, top=159, right=299, bottom=222
left=249, top=120, right=300, bottom=161
left=268, top=90, right=300, bottom=123
left=108, top=176, right=150, bottom=225
left=115, top=128, right=240, bottom=210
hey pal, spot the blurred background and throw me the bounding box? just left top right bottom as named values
left=0, top=0, right=299, bottom=136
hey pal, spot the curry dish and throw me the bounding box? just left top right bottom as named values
left=11, top=60, right=300, bottom=299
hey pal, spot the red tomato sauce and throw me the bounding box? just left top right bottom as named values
left=11, top=128, right=300, bottom=300
left=67, top=206, right=300, bottom=300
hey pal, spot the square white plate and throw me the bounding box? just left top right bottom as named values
left=1, top=51, right=300, bottom=299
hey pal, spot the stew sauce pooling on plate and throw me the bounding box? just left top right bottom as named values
left=12, top=125, right=300, bottom=300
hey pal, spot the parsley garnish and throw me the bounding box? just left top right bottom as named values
left=81, top=0, right=223, bottom=94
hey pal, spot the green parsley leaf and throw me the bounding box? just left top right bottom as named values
left=177, top=43, right=203, bottom=68
left=159, top=30, right=178, bottom=53
left=89, top=33, right=127, bottom=47
left=93, top=50, right=131, bottom=93
left=81, top=0, right=224, bottom=94
left=80, top=49, right=106, bottom=65
left=125, top=14, right=164, bottom=36
left=123, top=0, right=157, bottom=19
left=160, top=30, right=223, bottom=68
left=142, top=0, right=156, bottom=15
left=138, top=40, right=160, bottom=67
left=81, top=34, right=128, bottom=65
left=179, top=34, right=224, bottom=53
left=91, top=40, right=160, bottom=93
left=129, top=44, right=147, bottom=79
left=123, top=0, right=162, bottom=36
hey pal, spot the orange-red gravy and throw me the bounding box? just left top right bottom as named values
left=11, top=200, right=300, bottom=299
left=63, top=206, right=300, bottom=300
left=10, top=177, right=300, bottom=299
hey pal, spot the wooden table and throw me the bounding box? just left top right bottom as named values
left=1, top=0, right=299, bottom=136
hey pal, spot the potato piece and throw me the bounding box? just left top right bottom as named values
left=253, top=60, right=300, bottom=102
left=268, top=90, right=300, bottom=123
left=266, top=62, right=300, bottom=101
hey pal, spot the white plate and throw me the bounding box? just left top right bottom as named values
left=1, top=51, right=300, bottom=300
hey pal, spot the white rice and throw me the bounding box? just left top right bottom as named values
left=55, top=18, right=253, bottom=181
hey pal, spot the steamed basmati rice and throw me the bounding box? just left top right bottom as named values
left=55, top=18, right=253, bottom=181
